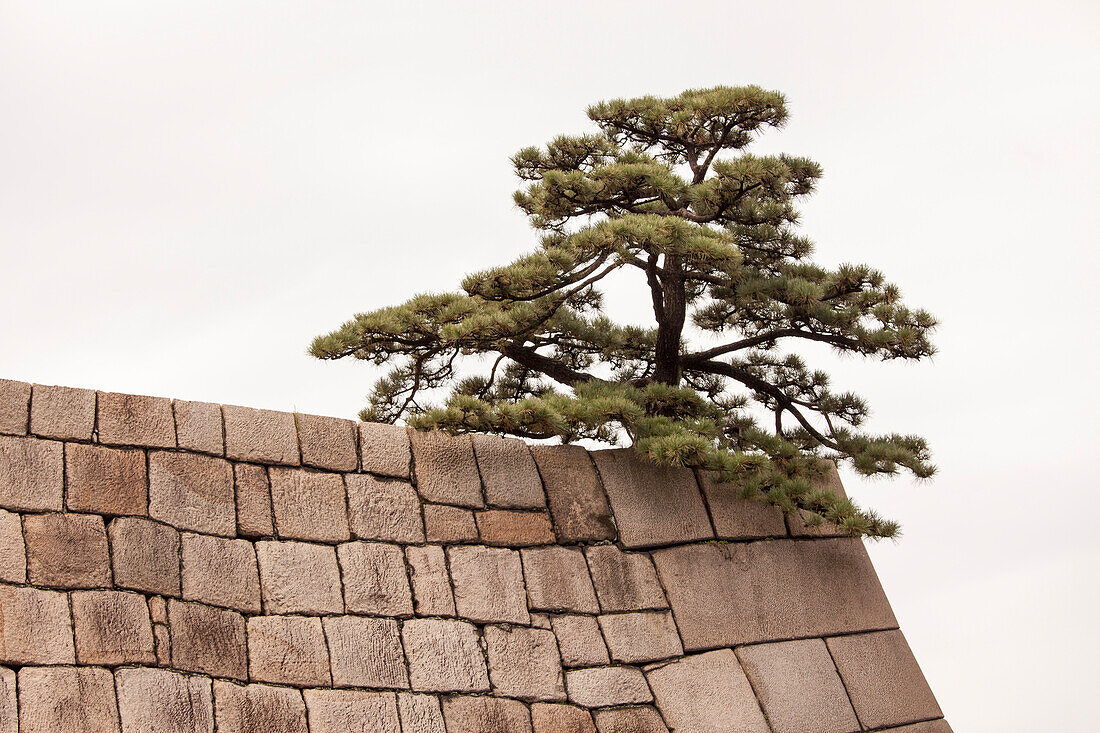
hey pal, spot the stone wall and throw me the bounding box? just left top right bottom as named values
left=0, top=378, right=950, bottom=733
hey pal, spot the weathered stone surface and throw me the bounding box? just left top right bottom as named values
left=223, top=404, right=300, bottom=466
left=115, top=667, right=213, bottom=733
left=0, top=379, right=30, bottom=435
left=173, top=400, right=224, bottom=456
left=585, top=545, right=667, bottom=612
left=652, top=539, right=897, bottom=650
left=531, top=703, right=597, bottom=733
left=347, top=474, right=424, bottom=542
left=154, top=623, right=171, bottom=666
left=297, top=412, right=358, bottom=472
left=397, top=693, right=446, bottom=733
left=72, top=590, right=155, bottom=665
left=268, top=467, right=350, bottom=542
left=402, top=618, right=489, bottom=693
left=338, top=542, right=413, bottom=616
left=592, top=706, right=668, bottom=733
left=359, top=422, right=411, bottom=479
left=423, top=504, right=478, bottom=542
left=565, top=666, right=651, bottom=708
left=442, top=696, right=533, bottom=733
left=98, top=391, right=176, bottom=448
left=881, top=721, right=953, bottom=733
left=0, top=666, right=14, bottom=733
left=826, top=630, right=942, bottom=730
left=406, top=544, right=455, bottom=616
left=149, top=451, right=235, bottom=536
left=168, top=599, right=247, bottom=680
left=0, top=435, right=62, bottom=511
left=473, top=434, right=546, bottom=508
left=736, top=638, right=859, bottom=733
left=485, top=625, right=566, bottom=701
left=24, top=512, right=110, bottom=588
left=182, top=533, right=261, bottom=613
left=109, top=517, right=180, bottom=596
left=599, top=611, right=683, bottom=664
left=551, top=615, right=610, bottom=668
left=448, top=545, right=529, bottom=624
left=234, top=463, right=274, bottom=537
left=523, top=546, right=599, bottom=613
left=214, top=681, right=307, bottom=733
left=256, top=541, right=343, bottom=615
left=323, top=615, right=409, bottom=689
left=530, top=445, right=615, bottom=543
left=303, top=690, right=400, bottom=733
left=29, top=384, right=94, bottom=440
left=646, top=649, right=768, bottom=733
left=0, top=509, right=25, bottom=583
left=697, top=471, right=787, bottom=539
left=66, top=442, right=147, bottom=516
left=149, top=595, right=168, bottom=624
left=477, top=509, right=555, bottom=546
left=0, top=585, right=74, bottom=664
left=590, top=449, right=712, bottom=548
left=248, top=615, right=331, bottom=686
left=409, top=429, right=484, bottom=507
left=531, top=612, right=552, bottom=629
left=18, top=666, right=121, bottom=732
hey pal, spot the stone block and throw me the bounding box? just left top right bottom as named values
left=592, top=706, right=668, bottom=733
left=72, top=590, right=155, bottom=665
left=442, top=696, right=532, bottom=733
left=303, top=690, right=401, bottom=733
left=173, top=400, right=224, bottom=455
left=448, top=545, right=529, bottom=624
left=0, top=379, right=30, bottom=435
left=531, top=612, right=552, bottom=629
left=154, top=623, right=171, bottom=666
left=248, top=615, right=331, bottom=686
left=214, top=681, right=308, bottom=733
left=108, top=517, right=180, bottom=596
left=599, top=611, right=683, bottom=664
left=882, top=722, right=953, bottom=733
left=397, top=693, right=446, bottom=733
left=473, top=434, right=546, bottom=508
left=826, top=630, right=942, bottom=730
left=530, top=445, right=615, bottom=543
left=24, top=512, right=110, bottom=588
left=477, top=509, right=555, bottom=546
left=585, top=545, right=667, bottom=612
left=323, top=615, right=408, bottom=689
left=0, top=666, right=13, bottom=733
left=0, top=509, right=25, bottom=583
left=115, top=667, right=213, bottom=733
left=531, top=703, right=597, bottom=733
left=645, top=649, right=768, bottom=733
left=223, top=404, right=300, bottom=466
left=697, top=471, right=787, bottom=539
left=269, top=467, right=350, bottom=542
left=168, top=599, right=247, bottom=680
left=149, top=595, right=167, bottom=624
left=401, top=618, right=489, bottom=693
left=565, top=666, right=651, bottom=708
left=98, top=391, right=176, bottom=448
left=0, top=585, right=74, bottom=664
left=523, top=546, right=599, bottom=613
left=297, top=412, right=358, bottom=471
left=149, top=451, right=235, bottom=536
left=65, top=442, right=147, bottom=516
left=423, top=503, right=477, bottom=542
left=182, top=533, right=261, bottom=613
left=18, top=666, right=121, bottom=732
left=0, top=435, right=63, bottom=512
left=359, top=422, right=411, bottom=479
left=256, top=540, right=343, bottom=615
left=29, top=384, right=94, bottom=440
left=736, top=638, right=859, bottom=733
left=485, top=625, right=566, bottom=701
left=347, top=474, right=424, bottom=542
left=406, top=544, right=455, bottom=616
left=234, top=463, right=274, bottom=537
left=409, top=429, right=483, bottom=507
left=551, top=615, right=609, bottom=668
left=338, top=541, right=413, bottom=616
left=788, top=462, right=851, bottom=537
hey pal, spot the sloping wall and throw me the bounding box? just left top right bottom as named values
left=0, top=379, right=950, bottom=733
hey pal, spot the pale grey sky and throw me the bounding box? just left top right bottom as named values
left=2, top=1, right=1098, bottom=727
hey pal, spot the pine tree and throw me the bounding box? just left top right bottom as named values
left=311, top=86, right=937, bottom=538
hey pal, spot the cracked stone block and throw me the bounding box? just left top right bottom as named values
left=442, top=696, right=533, bottom=733
left=448, top=545, right=529, bottom=624
left=223, top=404, right=300, bottom=466
left=531, top=703, right=597, bottom=733
left=0, top=435, right=63, bottom=512
left=149, top=451, right=235, bottom=536
left=168, top=599, right=247, bottom=680
left=29, top=384, right=94, bottom=440
left=24, top=512, right=110, bottom=588
left=485, top=625, right=566, bottom=701
left=0, top=379, right=30, bottom=436
left=0, top=666, right=14, bottom=733
left=402, top=618, right=489, bottom=693
left=0, top=509, right=25, bottom=583
left=182, top=533, right=261, bottom=613
left=565, top=666, right=651, bottom=708
left=358, top=422, right=411, bottom=479
left=109, top=517, right=180, bottom=596
left=551, top=615, right=609, bottom=668
left=248, top=615, right=331, bottom=687
left=423, top=504, right=478, bottom=542
left=269, top=467, right=350, bottom=542
left=338, top=542, right=413, bottom=616
left=598, top=611, right=683, bottom=664
left=297, top=412, right=358, bottom=472
left=173, top=400, right=224, bottom=456
left=409, top=429, right=483, bottom=507
left=214, top=681, right=308, bottom=733
left=256, top=540, right=343, bottom=615
left=530, top=445, right=615, bottom=543
left=65, top=442, right=147, bottom=516
left=324, top=615, right=409, bottom=689
left=592, top=706, right=669, bottom=733
left=72, top=590, right=156, bottom=665
left=0, top=585, right=74, bottom=664
left=477, top=509, right=554, bottom=546
left=303, top=689, right=401, bottom=733
left=98, top=391, right=176, bottom=448
left=584, top=545, right=667, bottom=612
left=234, top=463, right=274, bottom=538
left=115, top=667, right=213, bottom=733
left=397, top=693, right=446, bottom=733
left=406, top=545, right=455, bottom=616
left=697, top=471, right=786, bottom=540
left=645, top=649, right=768, bottom=733
left=18, top=666, right=121, bottom=732
left=472, top=434, right=546, bottom=508
left=347, top=474, right=424, bottom=542
left=522, top=546, right=599, bottom=613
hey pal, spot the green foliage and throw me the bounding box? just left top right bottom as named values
left=312, top=85, right=938, bottom=539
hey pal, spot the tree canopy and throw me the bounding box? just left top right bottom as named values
left=311, top=86, right=937, bottom=538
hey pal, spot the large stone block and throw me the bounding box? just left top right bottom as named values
left=149, top=451, right=235, bottom=536
left=234, top=463, right=274, bottom=537
left=268, top=467, right=350, bottom=542
left=0, top=379, right=30, bottom=435
left=551, top=615, right=609, bottom=668
left=347, top=473, right=424, bottom=542
left=584, top=545, right=667, bottom=612
left=485, top=625, right=566, bottom=701
left=401, top=618, right=489, bottom=693
left=173, top=400, right=224, bottom=455
left=18, top=666, right=121, bottom=732
left=303, top=690, right=400, bottom=733
left=406, top=544, right=455, bottom=616
left=530, top=445, right=615, bottom=543
left=358, top=422, right=411, bottom=479
left=565, top=666, right=651, bottom=708
left=645, top=649, right=768, bottom=733
left=397, top=693, right=446, bottom=733
left=472, top=434, right=546, bottom=508
left=324, top=615, right=409, bottom=689
left=297, top=412, right=358, bottom=472
left=592, top=706, right=668, bottom=733
left=182, top=533, right=261, bottom=613
left=448, top=545, right=529, bottom=624
left=115, top=667, right=213, bottom=733
left=65, top=442, right=147, bottom=516
left=223, top=404, right=300, bottom=466
left=522, top=546, right=599, bottom=613
left=598, top=611, right=683, bottom=664
left=24, top=512, right=110, bottom=588
left=0, top=585, right=74, bottom=664
left=248, top=615, right=331, bottom=686
left=256, top=540, right=343, bottom=615
left=214, top=681, right=308, bottom=733
left=98, top=391, right=176, bottom=448
left=530, top=703, right=597, bottom=733
left=72, top=590, right=156, bottom=665
left=423, top=503, right=477, bottom=542
left=108, top=517, right=180, bottom=596
left=0, top=435, right=63, bottom=512
left=0, top=509, right=25, bottom=583
left=168, top=599, right=247, bottom=680
left=442, top=696, right=532, bottom=733
left=697, top=471, right=787, bottom=539
left=29, top=384, right=94, bottom=440
left=477, top=509, right=554, bottom=546
left=409, top=429, right=484, bottom=507
left=338, top=541, right=413, bottom=616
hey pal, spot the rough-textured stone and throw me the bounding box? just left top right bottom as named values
left=442, top=696, right=533, bottom=733
left=256, top=541, right=343, bottom=615
left=18, top=666, right=121, bottom=732
left=788, top=462, right=850, bottom=537
left=397, top=693, right=446, bottom=733
left=248, top=615, right=331, bottom=686
left=72, top=590, right=156, bottom=665
left=448, top=545, right=529, bottom=624
left=473, top=434, right=546, bottom=508
left=401, top=618, right=489, bottom=693
left=0, top=379, right=30, bottom=435
left=173, top=400, right=224, bottom=456
left=182, top=533, right=261, bottom=613
left=154, top=623, right=171, bottom=666
left=29, top=384, right=94, bottom=440
left=406, top=544, right=455, bottom=616
left=347, top=474, right=424, bottom=542
left=652, top=539, right=897, bottom=650
left=736, top=638, right=859, bottom=733
left=592, top=706, right=668, bottom=733
left=234, top=463, right=274, bottom=537
left=531, top=612, right=552, bottom=629
left=530, top=445, right=615, bottom=543
left=697, top=471, right=787, bottom=539
left=565, top=666, right=651, bottom=708
left=65, top=442, right=147, bottom=516
left=0, top=585, right=74, bottom=664
left=303, top=690, right=400, bottom=733
left=485, top=625, right=566, bottom=701
left=880, top=721, right=953, bottom=733
left=0, top=666, right=14, bottom=733
left=531, top=703, right=597, bottom=733
left=409, top=429, right=484, bottom=507
left=149, top=595, right=168, bottom=624
left=168, top=599, right=247, bottom=680
left=323, top=615, right=409, bottom=689
left=359, top=422, right=411, bottom=479
left=585, top=545, right=667, bottom=612
left=149, top=451, right=235, bottom=536
left=646, top=649, right=768, bottom=733
left=269, top=467, right=350, bottom=542
left=338, top=542, right=413, bottom=616
left=98, top=390, right=176, bottom=447
left=223, top=404, right=300, bottom=466
left=0, top=509, right=25, bottom=583
left=599, top=611, right=683, bottom=664
left=24, top=512, right=110, bottom=588
left=115, top=667, right=213, bottom=733
left=477, top=509, right=555, bottom=546
left=522, top=546, right=600, bottom=613
left=551, top=615, right=610, bottom=668
left=108, top=517, right=181, bottom=596
left=297, top=412, right=358, bottom=472
left=214, top=681, right=308, bottom=733
left=0, top=435, right=63, bottom=511
left=423, top=503, right=478, bottom=542
left=826, top=630, right=942, bottom=730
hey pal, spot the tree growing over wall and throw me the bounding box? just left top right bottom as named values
left=312, top=86, right=936, bottom=538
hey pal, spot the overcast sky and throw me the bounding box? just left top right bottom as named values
left=3, top=1, right=1097, bottom=727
